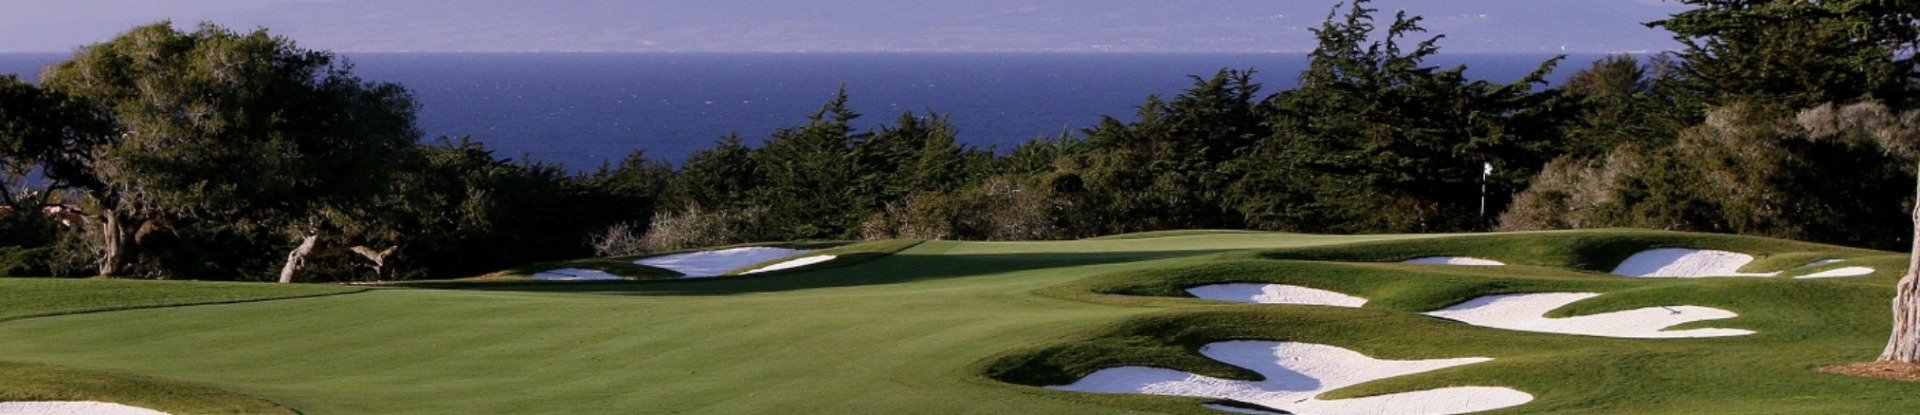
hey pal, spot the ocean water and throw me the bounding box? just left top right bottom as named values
left=0, top=52, right=1593, bottom=169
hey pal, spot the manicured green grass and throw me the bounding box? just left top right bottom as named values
left=0, top=278, right=366, bottom=323
left=0, top=230, right=1912, bottom=414
left=0, top=278, right=363, bottom=414
left=0, top=361, right=297, bottom=415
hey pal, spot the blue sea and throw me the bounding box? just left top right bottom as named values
left=1, top=52, right=1594, bottom=169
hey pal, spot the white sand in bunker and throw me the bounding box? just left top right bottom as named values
left=1201, top=403, right=1287, bottom=415
left=530, top=268, right=626, bottom=281
left=1424, top=292, right=1753, bottom=338
left=1798, top=266, right=1876, bottom=279
left=1051, top=341, right=1533, bottom=415
left=0, top=401, right=170, bottom=415
left=1804, top=258, right=1843, bottom=267
left=1610, top=248, right=1778, bottom=278
left=1403, top=257, right=1506, bottom=266
left=634, top=247, right=815, bottom=278
left=1187, top=284, right=1368, bottom=308
left=742, top=255, right=837, bottom=274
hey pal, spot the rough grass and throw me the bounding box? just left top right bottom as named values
left=0, top=229, right=1912, bottom=415
left=0, top=361, right=297, bottom=415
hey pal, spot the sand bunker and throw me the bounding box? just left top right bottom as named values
left=1403, top=257, right=1506, bottom=266
left=530, top=268, right=626, bottom=281
left=635, top=247, right=814, bottom=277
left=1187, top=284, right=1368, bottom=308
left=1424, top=293, right=1752, bottom=338
left=1611, top=248, right=1777, bottom=278
left=1052, top=341, right=1532, bottom=415
left=1201, top=403, right=1287, bottom=415
left=1798, top=267, right=1876, bottom=279
left=0, top=402, right=170, bottom=415
left=1804, top=259, right=1843, bottom=267
left=742, top=255, right=838, bottom=274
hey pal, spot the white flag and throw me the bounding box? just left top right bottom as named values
left=1483, top=162, right=1494, bottom=176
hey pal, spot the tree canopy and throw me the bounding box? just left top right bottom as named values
left=33, top=22, right=420, bottom=280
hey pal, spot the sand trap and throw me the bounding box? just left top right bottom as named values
left=1187, top=284, right=1368, bottom=308
left=1798, top=267, right=1876, bottom=279
left=1611, top=248, right=1778, bottom=278
left=0, top=402, right=170, bottom=415
left=1403, top=257, right=1506, bottom=266
left=1423, top=293, right=1752, bottom=338
left=1200, top=403, right=1287, bottom=415
left=1052, top=341, right=1533, bottom=415
left=635, top=247, right=814, bottom=277
left=530, top=268, right=626, bottom=281
left=1803, top=259, right=1843, bottom=267
left=742, top=255, right=838, bottom=274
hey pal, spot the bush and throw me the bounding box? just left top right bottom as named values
left=589, top=221, right=649, bottom=257
left=0, top=246, right=49, bottom=277
left=641, top=206, right=773, bottom=251
left=859, top=175, right=1077, bottom=241
left=1499, top=148, right=1648, bottom=231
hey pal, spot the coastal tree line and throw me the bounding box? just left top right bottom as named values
left=2, top=0, right=1918, bottom=284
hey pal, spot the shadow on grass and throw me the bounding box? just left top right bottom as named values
left=393, top=248, right=1236, bottom=297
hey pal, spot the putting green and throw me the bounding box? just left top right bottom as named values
left=0, top=230, right=1914, bottom=414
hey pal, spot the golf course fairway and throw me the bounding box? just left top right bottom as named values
left=2, top=229, right=1917, bottom=414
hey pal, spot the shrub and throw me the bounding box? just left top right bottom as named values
left=589, top=221, right=649, bottom=257
left=641, top=206, right=773, bottom=251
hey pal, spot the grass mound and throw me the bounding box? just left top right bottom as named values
left=992, top=229, right=1911, bottom=414
left=0, top=279, right=359, bottom=414
left=1254, top=229, right=1885, bottom=273
left=0, top=361, right=296, bottom=415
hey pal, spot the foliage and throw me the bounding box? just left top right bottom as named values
left=385, top=138, right=636, bottom=278
left=1650, top=0, right=1920, bottom=108
left=589, top=221, right=649, bottom=258
left=1557, top=55, right=1685, bottom=157
left=640, top=205, right=774, bottom=252
left=1068, top=70, right=1265, bottom=234
left=33, top=22, right=420, bottom=280
left=1504, top=1, right=1920, bottom=250
left=861, top=174, right=1078, bottom=241
left=746, top=89, right=870, bottom=240
left=665, top=134, right=760, bottom=211
left=8, top=0, right=1920, bottom=282
left=1508, top=103, right=1913, bottom=249
left=1230, top=0, right=1566, bottom=233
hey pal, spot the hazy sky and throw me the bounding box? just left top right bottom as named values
left=0, top=1, right=1694, bottom=53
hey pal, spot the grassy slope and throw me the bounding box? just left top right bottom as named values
left=0, top=230, right=1912, bottom=414
left=0, top=279, right=364, bottom=414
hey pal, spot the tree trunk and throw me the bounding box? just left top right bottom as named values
left=278, top=233, right=319, bottom=284
left=349, top=245, right=399, bottom=280
left=1881, top=168, right=1920, bottom=363
left=96, top=210, right=136, bottom=277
